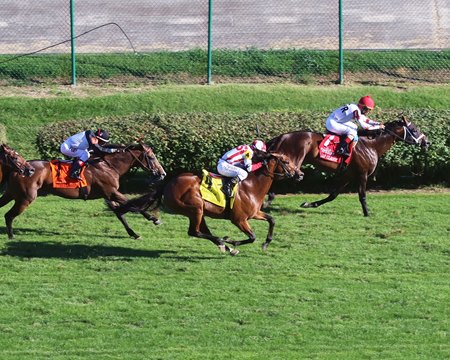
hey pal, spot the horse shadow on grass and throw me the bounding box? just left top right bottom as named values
left=0, top=240, right=178, bottom=260
left=0, top=239, right=228, bottom=262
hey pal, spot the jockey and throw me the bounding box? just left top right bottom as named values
left=326, top=96, right=385, bottom=156
left=60, top=128, right=118, bottom=180
left=217, top=139, right=267, bottom=197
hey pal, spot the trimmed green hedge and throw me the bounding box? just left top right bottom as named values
left=36, top=111, right=450, bottom=187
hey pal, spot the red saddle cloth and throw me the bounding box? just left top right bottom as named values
left=318, top=134, right=352, bottom=165
left=49, top=160, right=88, bottom=189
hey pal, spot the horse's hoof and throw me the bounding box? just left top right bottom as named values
left=262, top=243, right=269, bottom=251
left=218, top=244, right=227, bottom=253
left=153, top=220, right=162, bottom=226
left=230, top=249, right=240, bottom=256
left=300, top=202, right=311, bottom=208
left=131, top=234, right=141, bottom=240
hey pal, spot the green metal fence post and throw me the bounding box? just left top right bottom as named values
left=70, top=0, right=77, bottom=86
left=207, top=0, right=213, bottom=84
left=338, top=0, right=344, bottom=84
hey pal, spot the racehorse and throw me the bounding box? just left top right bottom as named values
left=110, top=151, right=302, bottom=256
left=266, top=115, right=430, bottom=216
left=0, top=143, right=166, bottom=239
left=0, top=144, right=35, bottom=184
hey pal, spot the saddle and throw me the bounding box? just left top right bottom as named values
left=49, top=160, right=88, bottom=189
left=200, top=170, right=237, bottom=208
left=318, top=134, right=353, bottom=165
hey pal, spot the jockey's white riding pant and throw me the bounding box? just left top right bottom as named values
left=60, top=142, right=90, bottom=162
left=217, top=160, right=248, bottom=181
left=326, top=118, right=358, bottom=139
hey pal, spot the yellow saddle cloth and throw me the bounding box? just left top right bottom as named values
left=200, top=170, right=237, bottom=209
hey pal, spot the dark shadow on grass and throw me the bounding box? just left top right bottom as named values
left=0, top=226, right=65, bottom=237
left=1, top=241, right=176, bottom=260
left=0, top=226, right=148, bottom=240
left=0, top=241, right=230, bottom=262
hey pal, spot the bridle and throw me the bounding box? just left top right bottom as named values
left=383, top=121, right=426, bottom=146
left=125, top=146, right=161, bottom=176
left=0, top=148, right=29, bottom=175
left=262, top=155, right=295, bottom=179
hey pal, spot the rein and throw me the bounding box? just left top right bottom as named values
left=383, top=125, right=424, bottom=145
left=126, top=148, right=150, bottom=170
left=97, top=146, right=157, bottom=175
left=1, top=151, right=21, bottom=173
left=262, top=156, right=292, bottom=178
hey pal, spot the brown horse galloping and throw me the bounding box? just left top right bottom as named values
left=267, top=115, right=430, bottom=216
left=111, top=151, right=302, bottom=256
left=0, top=143, right=166, bottom=239
left=0, top=144, right=35, bottom=184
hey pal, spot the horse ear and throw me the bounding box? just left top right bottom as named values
left=401, top=114, right=411, bottom=126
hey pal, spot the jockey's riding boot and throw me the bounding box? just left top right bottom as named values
left=336, top=139, right=350, bottom=157
left=222, top=176, right=239, bottom=198
left=69, top=160, right=84, bottom=181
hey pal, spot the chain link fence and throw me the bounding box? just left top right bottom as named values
left=0, top=0, right=449, bottom=85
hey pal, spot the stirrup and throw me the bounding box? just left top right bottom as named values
left=69, top=172, right=82, bottom=181
left=336, top=145, right=349, bottom=156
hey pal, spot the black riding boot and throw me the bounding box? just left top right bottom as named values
left=69, top=160, right=84, bottom=180
left=222, top=176, right=239, bottom=197
left=336, top=140, right=350, bottom=156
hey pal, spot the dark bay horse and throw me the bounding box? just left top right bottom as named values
left=0, top=144, right=35, bottom=184
left=0, top=143, right=166, bottom=239
left=267, top=116, right=430, bottom=216
left=111, top=152, right=302, bottom=256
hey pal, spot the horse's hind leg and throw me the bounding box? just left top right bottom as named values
left=141, top=210, right=161, bottom=225
left=300, top=174, right=353, bottom=210
left=358, top=173, right=370, bottom=217
left=107, top=194, right=142, bottom=239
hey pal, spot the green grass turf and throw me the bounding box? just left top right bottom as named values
left=0, top=192, right=448, bottom=359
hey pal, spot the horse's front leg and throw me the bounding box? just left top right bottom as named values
left=4, top=198, right=33, bottom=239
left=187, top=214, right=239, bottom=256
left=263, top=192, right=276, bottom=209
left=226, top=211, right=275, bottom=251
left=224, top=219, right=257, bottom=247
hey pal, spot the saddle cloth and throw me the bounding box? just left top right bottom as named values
left=319, top=134, right=352, bottom=165
left=200, top=170, right=237, bottom=209
left=49, top=160, right=88, bottom=189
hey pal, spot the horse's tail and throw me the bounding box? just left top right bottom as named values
left=108, top=184, right=164, bottom=216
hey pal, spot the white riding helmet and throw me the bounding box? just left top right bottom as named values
left=251, top=139, right=267, bottom=152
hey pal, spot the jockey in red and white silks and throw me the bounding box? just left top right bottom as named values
left=325, top=96, right=384, bottom=156
left=217, top=140, right=266, bottom=181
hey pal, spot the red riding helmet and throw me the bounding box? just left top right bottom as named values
left=358, top=96, right=375, bottom=111
left=251, top=139, right=267, bottom=152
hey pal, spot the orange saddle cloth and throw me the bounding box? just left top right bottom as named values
left=49, top=160, right=88, bottom=189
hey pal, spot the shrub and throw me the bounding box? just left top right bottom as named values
left=36, top=110, right=450, bottom=187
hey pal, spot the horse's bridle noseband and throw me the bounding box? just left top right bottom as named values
left=263, top=155, right=294, bottom=179
left=384, top=122, right=425, bottom=146
left=126, top=147, right=160, bottom=175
